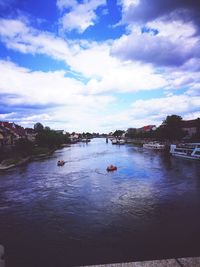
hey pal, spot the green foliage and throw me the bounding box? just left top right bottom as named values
left=113, top=130, right=125, bottom=137
left=34, top=122, right=44, bottom=133
left=14, top=138, right=34, bottom=156
left=125, top=128, right=137, bottom=138
left=126, top=115, right=188, bottom=141
left=36, top=127, right=70, bottom=148
left=44, top=126, right=51, bottom=131
left=155, top=115, right=186, bottom=141
left=191, top=118, right=200, bottom=141
left=125, top=128, right=155, bottom=139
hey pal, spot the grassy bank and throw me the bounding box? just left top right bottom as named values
left=0, top=145, right=63, bottom=170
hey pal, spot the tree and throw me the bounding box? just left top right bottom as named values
left=113, top=130, right=125, bottom=137
left=125, top=128, right=137, bottom=139
left=14, top=138, right=34, bottom=156
left=34, top=122, right=44, bottom=133
left=196, top=118, right=200, bottom=139
left=191, top=118, right=200, bottom=141
left=44, top=126, right=51, bottom=131
left=156, top=115, right=186, bottom=141
left=36, top=129, right=70, bottom=148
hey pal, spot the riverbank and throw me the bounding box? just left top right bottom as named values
left=0, top=157, right=31, bottom=170
left=0, top=144, right=70, bottom=171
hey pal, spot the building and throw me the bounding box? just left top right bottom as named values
left=181, top=119, right=199, bottom=138
left=0, top=128, right=5, bottom=147
left=0, top=122, right=26, bottom=145
left=25, top=128, right=37, bottom=142
left=136, top=125, right=156, bottom=133
left=69, top=133, right=80, bottom=142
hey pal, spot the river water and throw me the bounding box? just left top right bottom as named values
left=0, top=138, right=200, bottom=266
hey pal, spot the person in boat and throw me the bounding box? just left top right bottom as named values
left=107, top=164, right=117, bottom=171
left=57, top=160, right=65, bottom=166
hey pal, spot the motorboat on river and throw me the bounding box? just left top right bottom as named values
left=170, top=143, right=200, bottom=160
left=143, top=142, right=165, bottom=150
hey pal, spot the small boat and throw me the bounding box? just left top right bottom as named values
left=112, top=139, right=118, bottom=144
left=143, top=142, right=165, bottom=150
left=81, top=138, right=91, bottom=143
left=107, top=165, right=117, bottom=172
left=57, top=160, right=65, bottom=166
left=118, top=139, right=125, bottom=145
left=170, top=143, right=200, bottom=160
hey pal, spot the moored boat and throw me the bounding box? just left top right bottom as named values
left=112, top=139, right=118, bottom=144
left=170, top=143, right=200, bottom=160
left=81, top=138, right=91, bottom=143
left=118, top=139, right=125, bottom=145
left=143, top=142, right=165, bottom=150
left=112, top=139, right=126, bottom=145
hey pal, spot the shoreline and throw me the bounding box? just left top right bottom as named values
left=0, top=156, right=31, bottom=170
left=0, top=144, right=70, bottom=171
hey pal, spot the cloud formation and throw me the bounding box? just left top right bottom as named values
left=1, top=1, right=200, bottom=132
left=58, top=0, right=106, bottom=33
left=112, top=19, right=200, bottom=67
left=119, top=0, right=200, bottom=27
left=0, top=18, right=168, bottom=93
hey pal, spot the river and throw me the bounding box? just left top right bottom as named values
left=0, top=138, right=200, bottom=266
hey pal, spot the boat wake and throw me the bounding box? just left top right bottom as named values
left=95, top=169, right=108, bottom=176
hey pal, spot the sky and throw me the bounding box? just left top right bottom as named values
left=0, top=0, right=200, bottom=133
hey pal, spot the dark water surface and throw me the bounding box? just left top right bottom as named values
left=0, top=138, right=200, bottom=266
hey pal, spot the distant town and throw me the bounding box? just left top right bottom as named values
left=0, top=115, right=200, bottom=169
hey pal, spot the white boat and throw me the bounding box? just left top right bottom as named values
left=81, top=138, right=91, bottom=142
left=112, top=139, right=125, bottom=145
left=118, top=139, right=125, bottom=145
left=112, top=139, right=118, bottom=144
left=170, top=143, right=200, bottom=160
left=143, top=142, right=165, bottom=150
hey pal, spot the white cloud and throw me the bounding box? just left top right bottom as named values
left=118, top=0, right=140, bottom=10
left=111, top=20, right=200, bottom=67
left=0, top=18, right=73, bottom=61
left=0, top=60, right=85, bottom=105
left=147, top=19, right=196, bottom=40
left=130, top=95, right=200, bottom=122
left=0, top=18, right=169, bottom=94
left=0, top=112, right=16, bottom=120
left=0, top=17, right=200, bottom=132
left=87, top=62, right=166, bottom=94
left=0, top=60, right=118, bottom=132
left=57, top=0, right=77, bottom=10
left=58, top=0, right=106, bottom=33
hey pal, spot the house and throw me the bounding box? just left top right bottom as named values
left=0, top=129, right=4, bottom=147
left=69, top=133, right=80, bottom=142
left=136, top=125, right=156, bottom=133
left=0, top=125, right=13, bottom=146
left=55, top=130, right=65, bottom=134
left=181, top=119, right=199, bottom=138
left=0, top=122, right=26, bottom=145
left=25, top=128, right=37, bottom=142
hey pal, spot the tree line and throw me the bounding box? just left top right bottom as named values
left=119, top=115, right=200, bottom=142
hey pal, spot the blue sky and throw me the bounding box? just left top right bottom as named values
left=0, top=0, right=200, bottom=132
